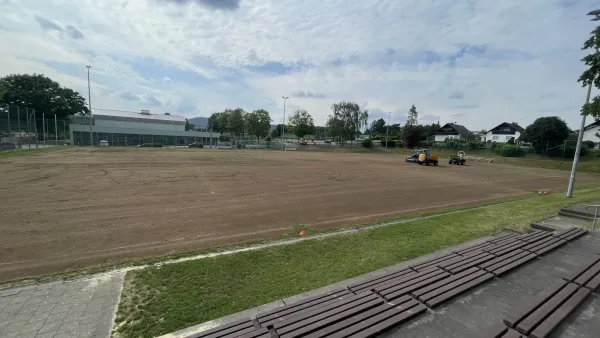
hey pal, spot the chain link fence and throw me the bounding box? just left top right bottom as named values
left=0, top=104, right=70, bottom=151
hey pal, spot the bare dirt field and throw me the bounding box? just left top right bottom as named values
left=0, top=148, right=598, bottom=282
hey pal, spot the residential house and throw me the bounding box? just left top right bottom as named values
left=582, top=120, right=600, bottom=148
left=485, top=122, right=524, bottom=143
left=434, top=123, right=471, bottom=142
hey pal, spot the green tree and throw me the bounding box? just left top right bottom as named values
left=288, top=109, right=315, bottom=139
left=0, top=74, right=89, bottom=119
left=226, top=108, right=246, bottom=138
left=329, top=101, right=369, bottom=145
left=367, top=118, right=387, bottom=135
left=523, top=116, right=570, bottom=153
left=405, top=105, right=419, bottom=127
left=185, top=119, right=195, bottom=131
left=579, top=23, right=600, bottom=119
left=208, top=112, right=225, bottom=132
left=245, top=109, right=272, bottom=141
left=270, top=124, right=285, bottom=138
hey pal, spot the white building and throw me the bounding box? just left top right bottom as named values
left=485, top=122, right=524, bottom=143
left=582, top=120, right=600, bottom=148
left=70, top=110, right=220, bottom=146
left=434, top=123, right=471, bottom=142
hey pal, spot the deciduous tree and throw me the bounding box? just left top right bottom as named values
left=245, top=109, right=272, bottom=141
left=579, top=23, right=600, bottom=119
left=288, top=109, right=315, bottom=139
left=226, top=108, right=246, bottom=138
left=328, top=101, right=368, bottom=144
left=523, top=116, right=570, bottom=153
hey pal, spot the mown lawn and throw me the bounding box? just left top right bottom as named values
left=0, top=145, right=71, bottom=159
left=113, top=186, right=600, bottom=338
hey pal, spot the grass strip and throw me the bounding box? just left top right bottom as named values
left=0, top=145, right=71, bottom=159
left=113, top=186, right=600, bottom=338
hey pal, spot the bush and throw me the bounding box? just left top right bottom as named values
left=507, top=137, right=515, bottom=145
left=219, top=135, right=231, bottom=142
left=584, top=140, right=595, bottom=149
left=420, top=141, right=433, bottom=148
left=493, top=144, right=524, bottom=157
left=265, top=136, right=271, bottom=142
left=395, top=140, right=404, bottom=148
left=361, top=139, right=373, bottom=148
left=372, top=136, right=383, bottom=141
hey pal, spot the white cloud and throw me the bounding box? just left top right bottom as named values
left=0, top=0, right=598, bottom=130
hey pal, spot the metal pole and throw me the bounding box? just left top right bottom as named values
left=26, top=107, right=30, bottom=149
left=42, top=113, right=45, bottom=145
left=17, top=106, right=21, bottom=150
left=282, top=96, right=289, bottom=150
left=63, top=120, right=66, bottom=143
left=54, top=115, right=58, bottom=145
left=33, top=109, right=38, bottom=149
left=86, top=65, right=93, bottom=146
left=386, top=112, right=390, bottom=149
left=7, top=106, right=11, bottom=144
left=566, top=81, right=593, bottom=197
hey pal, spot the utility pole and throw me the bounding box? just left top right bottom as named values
left=86, top=65, right=93, bottom=146
left=386, top=112, right=391, bottom=149
left=282, top=96, right=289, bottom=150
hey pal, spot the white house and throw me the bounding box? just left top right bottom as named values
left=582, top=120, right=600, bottom=148
left=434, top=123, right=471, bottom=142
left=485, top=122, right=524, bottom=143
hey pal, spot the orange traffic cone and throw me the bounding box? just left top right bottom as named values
left=299, top=230, right=307, bottom=237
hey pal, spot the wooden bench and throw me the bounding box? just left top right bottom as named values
left=478, top=249, right=537, bottom=276
left=412, top=267, right=494, bottom=308
left=184, top=318, right=265, bottom=338
left=554, top=227, right=588, bottom=242
left=563, top=253, right=600, bottom=292
left=409, top=253, right=461, bottom=272
left=502, top=279, right=591, bottom=337
left=373, top=268, right=450, bottom=301
left=522, top=236, right=566, bottom=256
left=438, top=251, right=496, bottom=274
left=481, top=322, right=524, bottom=338
left=347, top=268, right=415, bottom=294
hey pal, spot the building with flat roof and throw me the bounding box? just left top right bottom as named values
left=70, top=110, right=220, bottom=146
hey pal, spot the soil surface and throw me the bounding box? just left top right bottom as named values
left=0, top=148, right=598, bottom=281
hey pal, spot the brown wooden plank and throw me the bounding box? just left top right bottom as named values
left=491, top=253, right=537, bottom=276
left=492, top=237, right=522, bottom=247
left=488, top=232, right=522, bottom=244
left=503, top=279, right=568, bottom=328
left=410, top=253, right=460, bottom=271
left=480, top=250, right=531, bottom=273
left=424, top=272, right=494, bottom=308
left=584, top=270, right=600, bottom=291
left=439, top=252, right=491, bottom=270
left=277, top=298, right=383, bottom=338
left=411, top=267, right=480, bottom=299
left=554, top=227, right=579, bottom=239
left=574, top=261, right=600, bottom=286
left=563, top=254, right=600, bottom=282
left=374, top=268, right=446, bottom=294
left=522, top=236, right=555, bottom=250
left=383, top=271, right=451, bottom=301
left=454, top=242, right=497, bottom=256
left=484, top=239, right=526, bottom=253
left=479, top=250, right=525, bottom=270
left=304, top=304, right=394, bottom=338
left=523, top=237, right=566, bottom=254
left=515, top=283, right=579, bottom=334
left=488, top=244, right=527, bottom=258
left=560, top=228, right=588, bottom=242
left=232, top=327, right=270, bottom=338
left=364, top=270, right=424, bottom=294
left=447, top=254, right=495, bottom=274
left=531, top=239, right=567, bottom=256
left=325, top=300, right=421, bottom=338
left=347, top=303, right=427, bottom=338
left=503, top=328, right=524, bottom=338
left=530, top=288, right=591, bottom=338
left=418, top=269, right=488, bottom=302
left=185, top=319, right=254, bottom=338
left=480, top=322, right=508, bottom=338
left=257, top=290, right=349, bottom=323
left=520, top=231, right=552, bottom=244
left=269, top=293, right=378, bottom=329
left=347, top=269, right=414, bottom=293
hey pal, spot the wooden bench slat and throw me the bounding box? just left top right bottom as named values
left=325, top=300, right=421, bottom=338
left=375, top=268, right=446, bottom=295
left=232, top=327, right=270, bottom=338
left=382, top=271, right=451, bottom=301
left=563, top=254, right=600, bottom=282
left=480, top=250, right=530, bottom=273
left=410, top=253, right=459, bottom=271
left=424, top=272, right=494, bottom=308
left=257, top=290, right=349, bottom=323
left=529, top=288, right=591, bottom=338
left=347, top=303, right=427, bottom=338
left=418, top=269, right=487, bottom=302
left=502, top=328, right=524, bottom=338
left=411, top=267, right=480, bottom=298
left=574, top=261, right=600, bottom=286
left=480, top=322, right=508, bottom=338
left=185, top=319, right=254, bottom=338
left=520, top=232, right=552, bottom=244
left=584, top=270, right=600, bottom=291
left=447, top=254, right=495, bottom=274
left=554, top=227, right=579, bottom=239
left=304, top=303, right=394, bottom=338
left=491, top=253, right=537, bottom=276
left=454, top=242, right=497, bottom=256
left=277, top=298, right=383, bottom=338
left=270, top=293, right=377, bottom=329
left=347, top=269, right=414, bottom=293
left=503, top=279, right=568, bottom=328
left=488, top=232, right=522, bottom=244
left=559, top=228, right=588, bottom=242
left=485, top=241, right=526, bottom=256
left=479, top=250, right=525, bottom=270
left=522, top=236, right=555, bottom=251
left=515, top=283, right=578, bottom=334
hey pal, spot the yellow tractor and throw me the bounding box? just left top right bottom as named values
left=405, top=149, right=439, bottom=166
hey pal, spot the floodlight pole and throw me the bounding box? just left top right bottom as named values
left=86, top=66, right=93, bottom=146
left=386, top=112, right=391, bottom=149
left=567, top=10, right=600, bottom=197
left=282, top=96, right=289, bottom=150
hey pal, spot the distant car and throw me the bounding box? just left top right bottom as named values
left=0, top=142, right=16, bottom=150
left=188, top=142, right=204, bottom=148
left=137, top=143, right=162, bottom=148
left=99, top=140, right=109, bottom=147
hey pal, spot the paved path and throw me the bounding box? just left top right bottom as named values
left=0, top=271, right=124, bottom=338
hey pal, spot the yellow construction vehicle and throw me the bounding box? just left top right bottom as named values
left=405, top=149, right=439, bottom=166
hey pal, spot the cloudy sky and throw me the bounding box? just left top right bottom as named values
left=0, top=0, right=598, bottom=130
